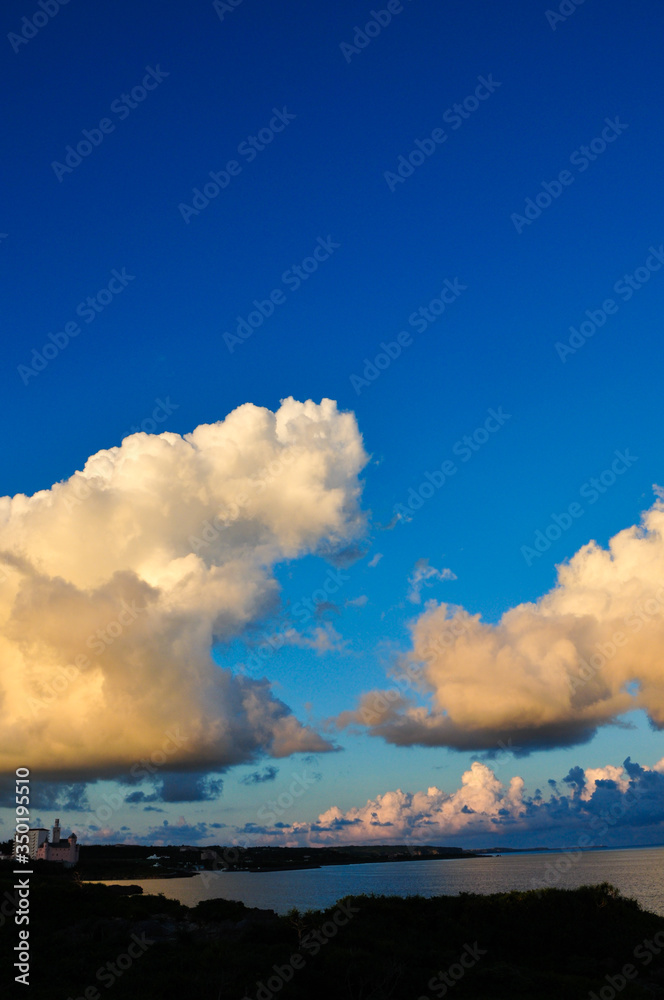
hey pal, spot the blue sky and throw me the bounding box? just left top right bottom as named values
left=2, top=0, right=664, bottom=849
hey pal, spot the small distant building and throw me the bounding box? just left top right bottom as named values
left=15, top=819, right=80, bottom=866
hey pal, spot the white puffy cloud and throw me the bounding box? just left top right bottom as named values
left=244, top=756, right=664, bottom=848
left=340, top=496, right=664, bottom=751
left=0, top=398, right=367, bottom=779
left=314, top=762, right=520, bottom=840
left=407, top=559, right=456, bottom=603
left=284, top=623, right=347, bottom=654
left=580, top=765, right=630, bottom=800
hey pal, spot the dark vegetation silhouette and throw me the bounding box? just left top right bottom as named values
left=1, top=874, right=663, bottom=999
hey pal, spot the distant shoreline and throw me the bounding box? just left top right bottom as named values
left=79, top=843, right=664, bottom=882
left=82, top=851, right=483, bottom=880
left=5, top=842, right=663, bottom=886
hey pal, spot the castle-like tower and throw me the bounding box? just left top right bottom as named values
left=17, top=818, right=81, bottom=866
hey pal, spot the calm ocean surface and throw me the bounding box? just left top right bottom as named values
left=98, top=845, right=664, bottom=916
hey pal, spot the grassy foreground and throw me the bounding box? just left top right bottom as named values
left=1, top=875, right=663, bottom=999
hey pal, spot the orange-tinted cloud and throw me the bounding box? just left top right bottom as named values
left=0, top=398, right=367, bottom=778
left=340, top=495, right=664, bottom=751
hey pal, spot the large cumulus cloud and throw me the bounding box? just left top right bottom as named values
left=0, top=398, right=367, bottom=779
left=339, top=495, right=664, bottom=751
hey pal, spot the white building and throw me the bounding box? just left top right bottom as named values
left=16, top=818, right=80, bottom=866
left=28, top=828, right=49, bottom=857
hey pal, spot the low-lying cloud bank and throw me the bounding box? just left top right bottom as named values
left=245, top=755, right=664, bottom=848
left=339, top=494, right=664, bottom=751
left=63, top=756, right=664, bottom=849
left=0, top=398, right=367, bottom=779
